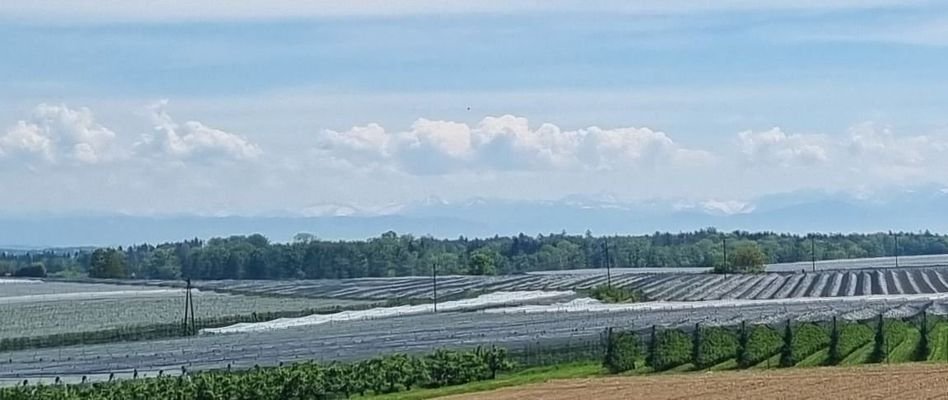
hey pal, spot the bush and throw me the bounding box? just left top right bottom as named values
left=741, top=325, right=782, bottom=368
left=603, top=328, right=642, bottom=373
left=871, top=318, right=912, bottom=363
left=588, top=285, right=645, bottom=303
left=0, top=347, right=507, bottom=399
left=12, top=263, right=46, bottom=278
left=695, top=327, right=740, bottom=369
left=786, top=323, right=829, bottom=366
left=650, top=329, right=692, bottom=371
left=831, top=322, right=873, bottom=364
left=714, top=242, right=766, bottom=274
left=425, top=349, right=490, bottom=387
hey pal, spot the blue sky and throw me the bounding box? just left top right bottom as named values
left=2, top=1, right=948, bottom=216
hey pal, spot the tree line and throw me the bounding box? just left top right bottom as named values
left=2, top=229, right=947, bottom=280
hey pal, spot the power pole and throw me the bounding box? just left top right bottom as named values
left=894, top=233, right=900, bottom=268
left=189, top=280, right=195, bottom=335
left=811, top=235, right=816, bottom=273
left=603, top=238, right=612, bottom=288
left=183, top=278, right=193, bottom=335
left=722, top=235, right=728, bottom=275
left=432, top=263, right=438, bottom=313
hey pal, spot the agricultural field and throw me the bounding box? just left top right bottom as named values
left=764, top=253, right=948, bottom=272
left=119, top=263, right=948, bottom=302
left=0, top=280, right=368, bottom=339
left=7, top=254, right=948, bottom=386
left=0, top=293, right=943, bottom=385
left=446, top=363, right=948, bottom=400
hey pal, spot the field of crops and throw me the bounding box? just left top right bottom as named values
left=0, top=280, right=368, bottom=339
left=118, top=264, right=948, bottom=302
left=2, top=293, right=945, bottom=385
left=8, top=254, right=948, bottom=386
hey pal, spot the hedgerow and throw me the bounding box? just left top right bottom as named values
left=830, top=321, right=873, bottom=364
left=651, top=329, right=692, bottom=371
left=694, top=327, right=739, bottom=369
left=740, top=324, right=782, bottom=368
left=785, top=323, right=830, bottom=366
left=0, top=347, right=512, bottom=400
left=602, top=328, right=642, bottom=373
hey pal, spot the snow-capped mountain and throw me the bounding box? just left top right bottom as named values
left=5, top=186, right=948, bottom=247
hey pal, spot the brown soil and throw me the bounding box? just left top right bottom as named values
left=445, top=363, right=948, bottom=400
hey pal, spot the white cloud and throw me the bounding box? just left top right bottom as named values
left=317, top=115, right=712, bottom=174
left=146, top=100, right=262, bottom=161
left=738, top=127, right=829, bottom=167
left=850, top=122, right=920, bottom=165
left=0, top=104, right=120, bottom=165
left=847, top=122, right=948, bottom=173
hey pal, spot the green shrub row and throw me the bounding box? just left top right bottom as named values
left=604, top=315, right=936, bottom=374
left=0, top=347, right=512, bottom=400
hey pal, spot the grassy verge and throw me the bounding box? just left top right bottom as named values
left=750, top=353, right=781, bottom=369
left=840, top=341, right=873, bottom=365
left=360, top=362, right=603, bottom=400
left=796, top=348, right=829, bottom=367
left=708, top=359, right=738, bottom=371
left=663, top=363, right=695, bottom=373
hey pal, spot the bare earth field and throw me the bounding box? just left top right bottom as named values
left=447, top=364, right=948, bottom=400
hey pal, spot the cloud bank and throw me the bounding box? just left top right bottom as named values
left=146, top=100, right=262, bottom=162
left=317, top=115, right=713, bottom=174
left=0, top=102, right=262, bottom=168
left=0, top=104, right=121, bottom=165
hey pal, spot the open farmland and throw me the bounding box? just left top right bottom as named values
left=121, top=263, right=948, bottom=302
left=446, top=363, right=948, bottom=400
left=0, top=280, right=368, bottom=339
left=2, top=294, right=946, bottom=385
left=8, top=254, right=948, bottom=386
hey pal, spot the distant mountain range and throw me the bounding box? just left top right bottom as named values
left=3, top=186, right=948, bottom=247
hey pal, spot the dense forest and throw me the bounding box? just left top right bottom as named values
left=1, top=229, right=947, bottom=280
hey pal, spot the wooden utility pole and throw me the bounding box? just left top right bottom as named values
left=603, top=238, right=612, bottom=288
left=189, top=281, right=195, bottom=334
left=811, top=235, right=816, bottom=273
left=722, top=235, right=728, bottom=275
left=183, top=278, right=194, bottom=335
left=432, top=263, right=438, bottom=313
left=894, top=234, right=900, bottom=268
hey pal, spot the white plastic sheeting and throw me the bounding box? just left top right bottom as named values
left=202, top=290, right=575, bottom=334
left=0, top=279, right=41, bottom=284
left=484, top=292, right=948, bottom=315
left=0, top=289, right=187, bottom=305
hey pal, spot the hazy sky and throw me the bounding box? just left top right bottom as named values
left=3, top=1, right=948, bottom=216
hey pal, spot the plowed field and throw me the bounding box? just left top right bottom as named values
left=446, top=364, right=948, bottom=400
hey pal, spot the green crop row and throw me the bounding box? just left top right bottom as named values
left=0, top=347, right=512, bottom=400
left=604, top=314, right=937, bottom=374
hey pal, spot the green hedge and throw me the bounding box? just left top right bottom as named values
left=0, top=347, right=512, bottom=400
left=695, top=327, right=739, bottom=369
left=831, top=322, right=873, bottom=364
left=786, top=323, right=830, bottom=366
left=740, top=325, right=782, bottom=368
left=872, top=319, right=913, bottom=363
left=602, top=329, right=642, bottom=373
left=651, top=329, right=692, bottom=371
